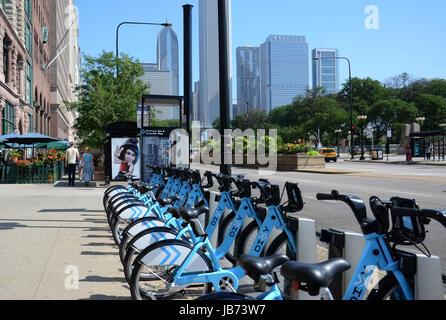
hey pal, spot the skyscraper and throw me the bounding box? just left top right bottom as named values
left=157, top=24, right=179, bottom=96
left=260, top=35, right=309, bottom=113
left=139, top=63, right=179, bottom=122
left=198, top=0, right=232, bottom=128
left=236, top=46, right=260, bottom=116
left=312, top=48, right=339, bottom=95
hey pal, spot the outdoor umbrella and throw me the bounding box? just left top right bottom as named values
left=4, top=133, right=59, bottom=145
left=0, top=133, right=22, bottom=150
left=35, top=141, right=70, bottom=151
left=4, top=133, right=60, bottom=158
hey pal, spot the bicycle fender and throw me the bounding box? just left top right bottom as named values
left=127, top=218, right=168, bottom=237
left=118, top=205, right=152, bottom=220
left=132, top=228, right=179, bottom=252
left=137, top=240, right=211, bottom=273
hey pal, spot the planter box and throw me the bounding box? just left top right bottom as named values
left=94, top=170, right=105, bottom=182
left=228, top=154, right=325, bottom=171
left=277, top=154, right=325, bottom=171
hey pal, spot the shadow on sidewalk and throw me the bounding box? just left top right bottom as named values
left=53, top=178, right=98, bottom=188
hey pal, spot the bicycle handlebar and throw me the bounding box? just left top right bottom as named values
left=392, top=207, right=446, bottom=228
left=316, top=190, right=368, bottom=227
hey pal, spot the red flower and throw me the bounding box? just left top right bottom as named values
left=52, top=149, right=57, bottom=155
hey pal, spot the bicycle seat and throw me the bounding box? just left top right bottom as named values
left=167, top=207, right=180, bottom=218
left=238, top=254, right=289, bottom=282
left=157, top=195, right=180, bottom=207
left=280, top=258, right=350, bottom=296
left=138, top=184, right=159, bottom=194
left=178, top=205, right=209, bottom=221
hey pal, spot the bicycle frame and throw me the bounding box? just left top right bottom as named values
left=343, top=231, right=414, bottom=300
left=167, top=201, right=293, bottom=293
left=214, top=196, right=263, bottom=260
left=247, top=205, right=297, bottom=258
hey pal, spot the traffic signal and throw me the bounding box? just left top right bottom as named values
left=351, top=126, right=356, bottom=134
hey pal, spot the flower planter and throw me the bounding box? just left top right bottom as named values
left=228, top=154, right=326, bottom=171
left=94, top=170, right=105, bottom=182
left=277, top=154, right=325, bottom=171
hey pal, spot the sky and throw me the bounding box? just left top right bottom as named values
left=75, top=0, right=446, bottom=97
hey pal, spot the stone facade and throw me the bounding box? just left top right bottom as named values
left=33, top=0, right=51, bottom=136
left=49, top=0, right=79, bottom=142
left=0, top=2, right=33, bottom=135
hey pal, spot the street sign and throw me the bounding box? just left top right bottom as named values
left=387, top=128, right=392, bottom=138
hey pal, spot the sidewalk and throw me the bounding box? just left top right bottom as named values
left=342, top=153, right=446, bottom=165
left=0, top=178, right=130, bottom=300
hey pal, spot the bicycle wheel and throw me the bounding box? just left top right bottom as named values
left=366, top=273, right=414, bottom=300
left=123, top=227, right=186, bottom=285
left=119, top=217, right=171, bottom=263
left=130, top=239, right=213, bottom=300
left=217, top=211, right=237, bottom=264
left=196, top=292, right=255, bottom=300
left=235, top=220, right=264, bottom=260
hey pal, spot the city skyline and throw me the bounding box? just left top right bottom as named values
left=260, top=35, right=309, bottom=113
left=76, top=0, right=446, bottom=103
left=312, top=48, right=340, bottom=95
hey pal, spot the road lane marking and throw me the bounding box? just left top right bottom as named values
left=389, top=190, right=434, bottom=197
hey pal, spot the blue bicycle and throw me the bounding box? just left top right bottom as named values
left=196, top=191, right=446, bottom=301
left=128, top=179, right=306, bottom=300
left=121, top=175, right=264, bottom=286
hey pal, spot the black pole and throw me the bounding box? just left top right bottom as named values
left=183, top=5, right=193, bottom=138
left=347, top=59, right=354, bottom=160
left=115, top=21, right=171, bottom=77
left=217, top=0, right=231, bottom=176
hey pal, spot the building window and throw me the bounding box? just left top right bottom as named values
left=24, top=0, right=32, bottom=21
left=25, top=60, right=32, bottom=105
left=3, top=38, right=9, bottom=83
left=2, top=101, right=14, bottom=135
left=25, top=22, right=32, bottom=55
left=28, top=113, right=33, bottom=133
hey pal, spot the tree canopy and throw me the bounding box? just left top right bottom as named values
left=67, top=51, right=150, bottom=149
left=218, top=74, right=446, bottom=147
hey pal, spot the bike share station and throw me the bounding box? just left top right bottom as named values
left=138, top=94, right=189, bottom=183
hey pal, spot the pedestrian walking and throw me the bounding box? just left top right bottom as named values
left=405, top=143, right=412, bottom=162
left=81, top=147, right=94, bottom=186
left=425, top=143, right=431, bottom=161
left=78, top=151, right=84, bottom=181
left=65, top=142, right=79, bottom=186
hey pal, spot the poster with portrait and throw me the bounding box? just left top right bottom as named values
left=111, top=137, right=141, bottom=181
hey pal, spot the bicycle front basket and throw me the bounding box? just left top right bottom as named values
left=388, top=197, right=426, bottom=246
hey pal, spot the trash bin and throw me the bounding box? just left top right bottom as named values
left=371, top=148, right=383, bottom=160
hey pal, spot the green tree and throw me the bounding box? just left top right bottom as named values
left=67, top=51, right=150, bottom=149
left=368, top=99, right=418, bottom=143
left=414, top=94, right=446, bottom=131
left=231, top=109, right=269, bottom=131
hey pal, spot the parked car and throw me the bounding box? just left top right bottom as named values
left=321, top=148, right=337, bottom=162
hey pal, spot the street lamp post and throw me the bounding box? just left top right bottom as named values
left=313, top=56, right=354, bottom=159
left=335, top=129, right=342, bottom=157
left=357, top=113, right=368, bottom=160
left=415, top=116, right=425, bottom=131
left=115, top=21, right=172, bottom=76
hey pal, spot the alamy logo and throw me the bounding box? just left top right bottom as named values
left=169, top=122, right=278, bottom=175
left=64, top=265, right=79, bottom=290
left=364, top=5, right=379, bottom=30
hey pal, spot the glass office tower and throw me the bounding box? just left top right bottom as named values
left=157, top=25, right=179, bottom=96
left=236, top=46, right=260, bottom=116
left=260, top=35, right=309, bottom=113
left=312, top=48, right=339, bottom=95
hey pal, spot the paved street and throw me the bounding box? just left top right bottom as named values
left=0, top=157, right=444, bottom=300
left=0, top=181, right=130, bottom=300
